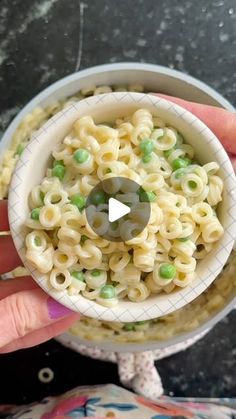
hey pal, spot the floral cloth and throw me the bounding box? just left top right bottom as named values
left=56, top=331, right=207, bottom=400
left=1, top=384, right=236, bottom=419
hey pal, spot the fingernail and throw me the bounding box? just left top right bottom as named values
left=47, top=297, right=72, bottom=319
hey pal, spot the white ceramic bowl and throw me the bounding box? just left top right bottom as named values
left=1, top=62, right=236, bottom=350
left=8, top=91, right=236, bottom=323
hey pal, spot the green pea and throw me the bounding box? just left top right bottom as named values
left=123, top=323, right=135, bottom=331
left=100, top=284, right=116, bottom=299
left=81, top=235, right=89, bottom=244
left=31, top=208, right=40, bottom=220
left=164, top=148, right=174, bottom=158
left=106, top=168, right=112, bottom=174
left=70, top=194, right=86, bottom=210
left=52, top=164, right=65, bottom=181
left=91, top=191, right=107, bottom=205
left=91, top=269, right=101, bottom=277
left=16, top=144, right=25, bottom=156
left=139, top=188, right=156, bottom=202
left=73, top=148, right=90, bottom=164
left=188, top=180, right=197, bottom=189
left=159, top=263, right=176, bottom=279
left=139, top=139, right=154, bottom=155
left=172, top=157, right=191, bottom=171
left=53, top=159, right=64, bottom=167
left=178, top=237, right=190, bottom=242
left=71, top=271, right=85, bottom=281
left=142, top=154, right=152, bottom=163
left=183, top=157, right=192, bottom=164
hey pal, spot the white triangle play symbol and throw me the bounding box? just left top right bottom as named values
left=108, top=197, right=131, bottom=222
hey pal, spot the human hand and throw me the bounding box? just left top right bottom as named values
left=0, top=199, right=80, bottom=353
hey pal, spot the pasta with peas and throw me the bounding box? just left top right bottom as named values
left=23, top=107, right=224, bottom=308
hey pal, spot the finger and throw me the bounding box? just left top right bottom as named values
left=0, top=276, right=37, bottom=300
left=154, top=94, right=236, bottom=155
left=0, top=200, right=9, bottom=231
left=0, top=288, right=79, bottom=348
left=0, top=314, right=79, bottom=353
left=0, top=235, right=22, bottom=274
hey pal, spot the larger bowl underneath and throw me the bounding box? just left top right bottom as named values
left=1, top=62, right=236, bottom=351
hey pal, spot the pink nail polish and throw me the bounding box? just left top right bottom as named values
left=47, top=297, right=72, bottom=319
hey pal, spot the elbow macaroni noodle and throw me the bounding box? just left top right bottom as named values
left=21, top=101, right=224, bottom=308
left=0, top=83, right=234, bottom=344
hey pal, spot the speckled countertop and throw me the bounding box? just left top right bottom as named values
left=0, top=0, right=236, bottom=404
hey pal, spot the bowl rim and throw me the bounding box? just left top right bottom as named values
left=8, top=91, right=236, bottom=323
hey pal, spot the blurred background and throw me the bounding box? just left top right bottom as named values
left=0, top=0, right=236, bottom=404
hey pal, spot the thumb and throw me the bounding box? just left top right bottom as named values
left=154, top=94, right=236, bottom=155
left=0, top=288, right=76, bottom=349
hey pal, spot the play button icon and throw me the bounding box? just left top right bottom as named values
left=108, top=198, right=130, bottom=222
left=85, top=177, right=151, bottom=242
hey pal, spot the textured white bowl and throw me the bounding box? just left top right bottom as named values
left=8, top=91, right=236, bottom=323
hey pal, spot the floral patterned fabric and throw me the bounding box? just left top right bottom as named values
left=1, top=384, right=236, bottom=419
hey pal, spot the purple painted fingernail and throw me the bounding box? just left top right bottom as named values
left=47, top=297, right=72, bottom=319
